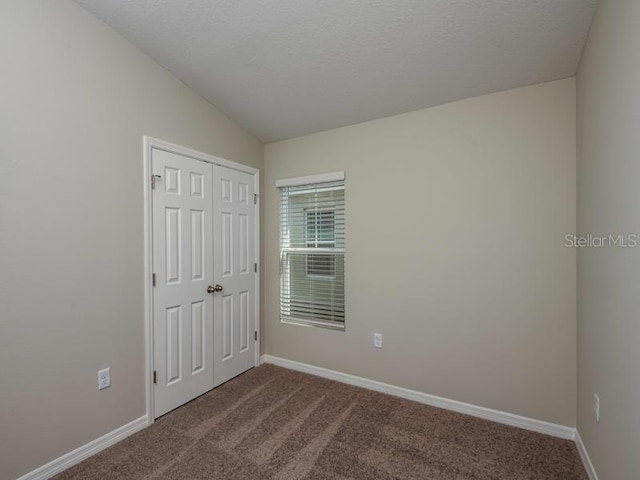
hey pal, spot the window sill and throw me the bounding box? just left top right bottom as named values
left=281, top=317, right=345, bottom=331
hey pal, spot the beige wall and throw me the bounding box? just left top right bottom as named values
left=265, top=78, right=577, bottom=427
left=0, top=1, right=262, bottom=478
left=576, top=1, right=640, bottom=479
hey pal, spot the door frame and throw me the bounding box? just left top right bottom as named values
left=142, top=136, right=260, bottom=423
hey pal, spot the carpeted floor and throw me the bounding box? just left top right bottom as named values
left=54, top=364, right=588, bottom=480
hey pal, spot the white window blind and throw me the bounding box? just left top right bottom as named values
left=278, top=175, right=345, bottom=329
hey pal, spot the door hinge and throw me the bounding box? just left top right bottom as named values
left=254, top=331, right=258, bottom=341
left=153, top=370, right=157, bottom=384
left=152, top=273, right=156, bottom=286
left=254, top=193, right=258, bottom=205
left=254, top=263, right=258, bottom=273
left=151, top=174, right=162, bottom=190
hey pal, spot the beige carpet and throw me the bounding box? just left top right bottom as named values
left=54, top=365, right=588, bottom=480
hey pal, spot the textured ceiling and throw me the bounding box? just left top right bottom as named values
left=75, top=0, right=596, bottom=142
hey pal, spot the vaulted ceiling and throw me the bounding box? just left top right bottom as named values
left=75, top=0, right=596, bottom=142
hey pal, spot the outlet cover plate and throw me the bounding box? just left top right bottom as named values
left=98, top=368, right=111, bottom=390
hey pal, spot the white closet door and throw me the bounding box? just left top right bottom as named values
left=213, top=165, right=256, bottom=386
left=152, top=149, right=214, bottom=417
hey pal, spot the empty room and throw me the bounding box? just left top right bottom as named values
left=1, top=0, right=638, bottom=479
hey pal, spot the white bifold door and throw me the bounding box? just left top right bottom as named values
left=152, top=148, right=256, bottom=418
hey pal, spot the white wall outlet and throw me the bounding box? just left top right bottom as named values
left=594, top=393, right=600, bottom=422
left=98, top=368, right=111, bottom=390
left=373, top=333, right=383, bottom=348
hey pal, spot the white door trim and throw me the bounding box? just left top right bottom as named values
left=143, top=136, right=260, bottom=423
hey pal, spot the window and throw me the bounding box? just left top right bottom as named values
left=305, top=209, right=335, bottom=277
left=277, top=173, right=345, bottom=329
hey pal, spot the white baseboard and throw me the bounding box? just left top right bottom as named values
left=15, top=361, right=594, bottom=480
left=260, top=354, right=576, bottom=440
left=575, top=430, right=599, bottom=480
left=16, top=415, right=148, bottom=480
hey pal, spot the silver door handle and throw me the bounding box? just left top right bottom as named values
left=207, top=284, right=223, bottom=294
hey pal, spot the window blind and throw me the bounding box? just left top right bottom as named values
left=279, top=177, right=345, bottom=329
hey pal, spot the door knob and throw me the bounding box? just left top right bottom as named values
left=207, top=284, right=223, bottom=294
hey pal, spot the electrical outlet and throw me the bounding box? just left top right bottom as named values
left=373, top=333, right=383, bottom=348
left=594, top=394, right=600, bottom=422
left=98, top=368, right=111, bottom=390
